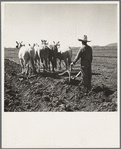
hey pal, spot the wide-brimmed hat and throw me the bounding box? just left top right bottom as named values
left=78, top=35, right=91, bottom=42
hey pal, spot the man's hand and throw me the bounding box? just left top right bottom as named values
left=70, top=62, right=75, bottom=66
left=70, top=62, right=74, bottom=71
left=70, top=62, right=74, bottom=66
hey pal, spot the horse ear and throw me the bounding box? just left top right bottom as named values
left=16, top=41, right=18, bottom=44
left=53, top=41, right=55, bottom=44
left=21, top=41, right=23, bottom=43
left=41, top=40, right=43, bottom=42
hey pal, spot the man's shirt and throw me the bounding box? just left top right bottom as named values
left=73, top=44, right=92, bottom=68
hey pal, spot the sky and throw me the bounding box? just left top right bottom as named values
left=2, top=2, right=119, bottom=48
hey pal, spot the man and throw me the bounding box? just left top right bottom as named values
left=71, top=35, right=92, bottom=92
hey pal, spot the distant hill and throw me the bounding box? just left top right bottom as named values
left=4, top=42, right=117, bottom=52
left=105, top=43, right=117, bottom=47
left=92, top=43, right=117, bottom=50
left=71, top=42, right=117, bottom=50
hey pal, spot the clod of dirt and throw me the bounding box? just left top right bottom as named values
left=112, top=98, right=117, bottom=103
left=4, top=59, right=117, bottom=112
left=44, top=96, right=51, bottom=102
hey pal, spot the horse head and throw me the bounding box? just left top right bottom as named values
left=52, top=41, right=60, bottom=53
left=16, top=41, right=25, bottom=49
left=41, top=40, right=48, bottom=46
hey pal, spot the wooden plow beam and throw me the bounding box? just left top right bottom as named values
left=58, top=67, right=84, bottom=82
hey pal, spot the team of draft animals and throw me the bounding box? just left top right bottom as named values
left=16, top=40, right=73, bottom=76
left=16, top=35, right=92, bottom=91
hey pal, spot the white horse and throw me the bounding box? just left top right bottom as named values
left=56, top=43, right=72, bottom=70
left=16, top=41, right=36, bottom=75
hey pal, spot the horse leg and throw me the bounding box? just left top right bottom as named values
left=30, top=57, right=36, bottom=74
left=45, top=58, right=48, bottom=71
left=34, top=58, right=38, bottom=70
left=52, top=59, right=55, bottom=72
left=68, top=54, right=72, bottom=69
left=26, top=63, right=30, bottom=76
left=19, top=58, right=25, bottom=74
left=41, top=58, right=45, bottom=72
left=49, top=57, right=54, bottom=72
left=59, top=60, right=61, bottom=70
left=64, top=59, right=68, bottom=70
left=48, top=58, right=51, bottom=71
left=53, top=57, right=56, bottom=70
left=37, top=59, right=41, bottom=73
left=55, top=58, right=57, bottom=69
left=35, top=56, right=41, bottom=73
left=24, top=59, right=29, bottom=76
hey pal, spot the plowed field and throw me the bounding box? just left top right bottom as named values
left=4, top=47, right=117, bottom=112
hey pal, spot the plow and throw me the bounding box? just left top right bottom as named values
left=58, top=65, right=85, bottom=82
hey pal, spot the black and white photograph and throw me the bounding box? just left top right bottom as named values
left=2, top=1, right=120, bottom=148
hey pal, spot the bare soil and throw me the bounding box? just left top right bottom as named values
left=4, top=47, right=117, bottom=112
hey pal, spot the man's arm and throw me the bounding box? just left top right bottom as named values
left=73, top=47, right=84, bottom=64
left=91, top=48, right=93, bottom=63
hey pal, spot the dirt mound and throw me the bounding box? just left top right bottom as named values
left=4, top=59, right=117, bottom=112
